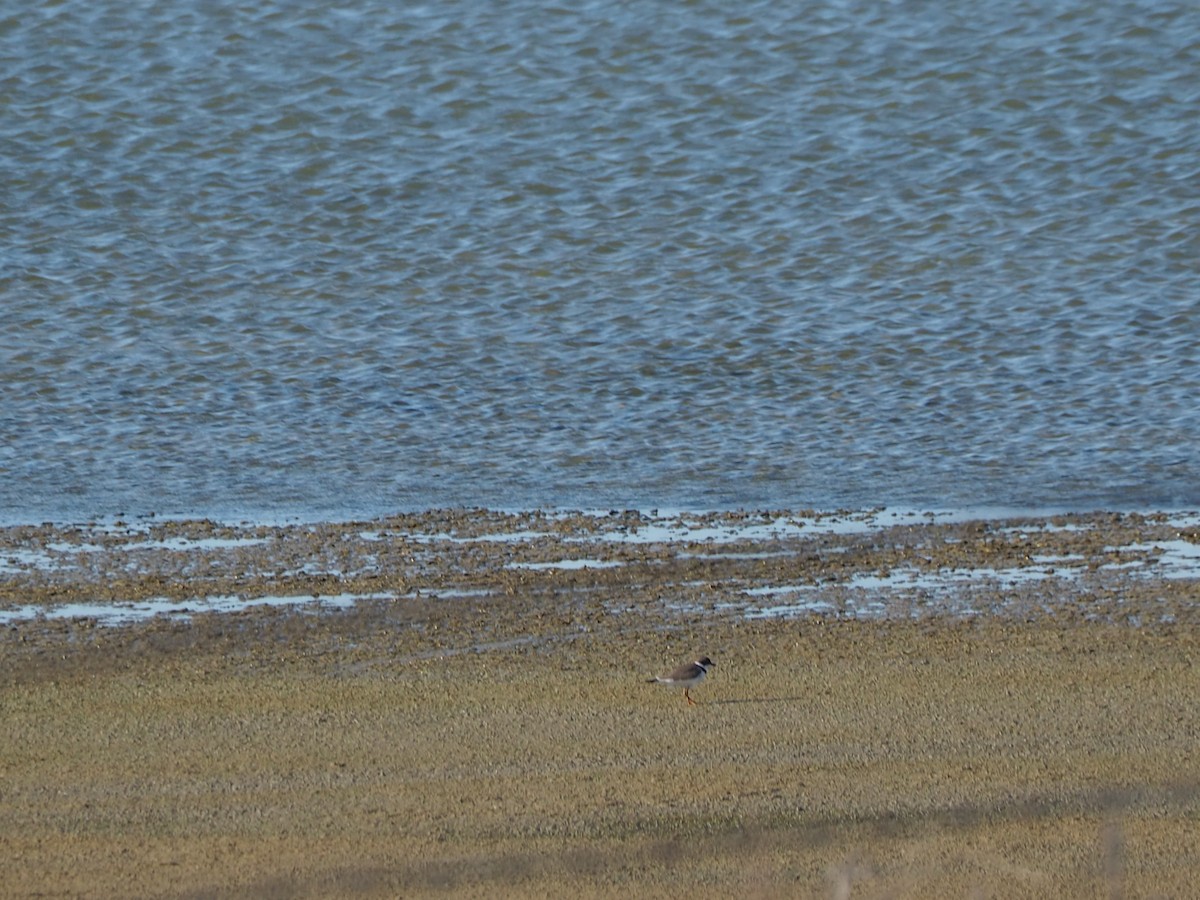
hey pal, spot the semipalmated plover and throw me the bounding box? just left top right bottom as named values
left=648, top=656, right=714, bottom=706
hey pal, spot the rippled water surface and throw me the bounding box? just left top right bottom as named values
left=3, top=0, right=1198, bottom=521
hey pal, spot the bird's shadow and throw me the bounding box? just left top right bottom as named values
left=707, top=695, right=806, bottom=705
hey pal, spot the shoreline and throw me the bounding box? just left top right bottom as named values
left=4, top=506, right=1200, bottom=621
left=3, top=508, right=1199, bottom=896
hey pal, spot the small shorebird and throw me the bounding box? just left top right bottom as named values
left=648, top=656, right=715, bottom=706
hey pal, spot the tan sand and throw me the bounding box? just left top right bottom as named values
left=2, top=511, right=1198, bottom=897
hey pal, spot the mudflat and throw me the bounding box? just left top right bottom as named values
left=2, top=511, right=1198, bottom=897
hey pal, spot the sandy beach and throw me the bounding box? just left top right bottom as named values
left=3, top=510, right=1198, bottom=897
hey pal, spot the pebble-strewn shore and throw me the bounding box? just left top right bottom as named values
left=3, top=509, right=1198, bottom=896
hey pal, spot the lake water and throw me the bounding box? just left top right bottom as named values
left=3, top=0, right=1198, bottom=523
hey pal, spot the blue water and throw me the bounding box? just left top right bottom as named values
left=3, top=0, right=1199, bottom=521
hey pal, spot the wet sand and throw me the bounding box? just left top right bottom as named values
left=3, top=510, right=1199, bottom=897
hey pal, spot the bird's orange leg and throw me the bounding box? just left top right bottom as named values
left=685, top=689, right=697, bottom=706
